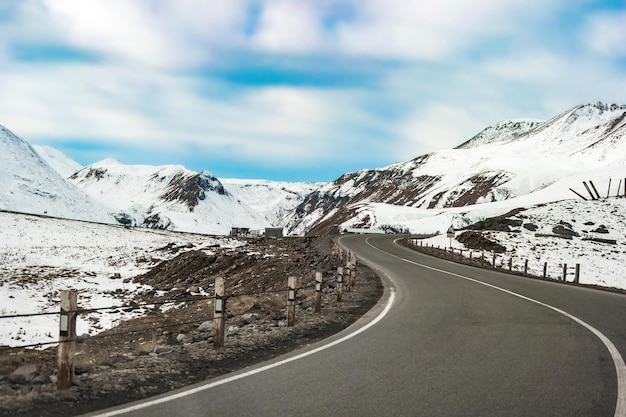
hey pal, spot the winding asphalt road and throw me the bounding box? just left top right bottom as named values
left=87, top=234, right=626, bottom=417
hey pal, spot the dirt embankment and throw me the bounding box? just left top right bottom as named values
left=0, top=236, right=383, bottom=417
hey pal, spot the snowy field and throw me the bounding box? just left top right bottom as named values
left=0, top=211, right=241, bottom=347
left=419, top=198, right=626, bottom=290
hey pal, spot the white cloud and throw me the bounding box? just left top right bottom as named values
left=46, top=0, right=171, bottom=66
left=478, top=50, right=626, bottom=111
left=2, top=0, right=250, bottom=68
left=0, top=60, right=376, bottom=165
left=251, top=1, right=324, bottom=53
left=2, top=0, right=625, bottom=180
left=333, top=0, right=562, bottom=60
left=395, top=104, right=485, bottom=158
left=584, top=11, right=626, bottom=57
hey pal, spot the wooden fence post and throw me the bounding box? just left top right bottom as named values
left=524, top=259, right=528, bottom=276
left=575, top=264, right=580, bottom=284
left=314, top=272, right=322, bottom=313
left=58, top=289, right=78, bottom=390
left=543, top=262, right=547, bottom=279
left=562, top=263, right=567, bottom=282
left=351, top=255, right=358, bottom=287
left=508, top=258, right=512, bottom=272
left=213, top=277, right=225, bottom=349
left=336, top=267, right=344, bottom=302
left=492, top=252, right=496, bottom=268
left=287, top=276, right=296, bottom=327
left=345, top=263, right=352, bottom=293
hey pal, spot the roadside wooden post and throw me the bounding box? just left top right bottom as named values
left=543, top=262, right=548, bottom=279
left=508, top=258, right=512, bottom=271
left=314, top=272, right=322, bottom=313
left=562, top=263, right=567, bottom=282
left=213, top=277, right=225, bottom=349
left=336, top=267, right=344, bottom=302
left=345, top=263, right=352, bottom=293
left=575, top=264, right=580, bottom=283
left=492, top=252, right=496, bottom=268
left=352, top=255, right=358, bottom=287
left=57, top=289, right=78, bottom=390
left=287, top=276, right=296, bottom=327
left=481, top=251, right=484, bottom=267
left=469, top=251, right=472, bottom=263
left=524, top=259, right=528, bottom=276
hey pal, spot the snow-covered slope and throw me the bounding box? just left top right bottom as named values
left=0, top=125, right=113, bottom=223
left=0, top=211, right=241, bottom=347
left=69, top=159, right=271, bottom=235
left=287, top=102, right=626, bottom=235
left=221, top=178, right=323, bottom=226
left=455, top=119, right=543, bottom=149
left=32, top=144, right=83, bottom=178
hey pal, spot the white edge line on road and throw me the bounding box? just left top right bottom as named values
left=382, top=237, right=626, bottom=417
left=90, top=287, right=396, bottom=416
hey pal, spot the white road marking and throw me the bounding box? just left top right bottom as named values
left=378, top=237, right=626, bottom=417
left=89, top=287, right=396, bottom=416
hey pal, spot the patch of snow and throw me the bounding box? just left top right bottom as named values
left=0, top=212, right=243, bottom=347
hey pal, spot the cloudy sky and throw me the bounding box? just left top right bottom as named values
left=1, top=1, right=625, bottom=181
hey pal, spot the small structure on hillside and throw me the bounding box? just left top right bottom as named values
left=264, top=227, right=284, bottom=238
left=230, top=227, right=251, bottom=237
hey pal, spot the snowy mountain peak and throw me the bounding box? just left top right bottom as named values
left=0, top=125, right=112, bottom=222
left=158, top=169, right=226, bottom=211
left=68, top=159, right=271, bottom=233
left=455, top=119, right=544, bottom=149
left=516, top=101, right=626, bottom=162
left=581, top=102, right=626, bottom=113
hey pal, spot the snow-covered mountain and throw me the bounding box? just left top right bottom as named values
left=31, top=144, right=83, bottom=178
left=455, top=119, right=543, bottom=149
left=221, top=178, right=323, bottom=226
left=0, top=125, right=113, bottom=222
left=287, top=102, right=626, bottom=235
left=4, top=101, right=624, bottom=237
left=68, top=159, right=271, bottom=235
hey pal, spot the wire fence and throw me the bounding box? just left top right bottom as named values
left=404, top=238, right=581, bottom=284
left=0, top=276, right=338, bottom=352
left=0, top=243, right=350, bottom=354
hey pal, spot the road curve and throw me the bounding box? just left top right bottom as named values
left=86, top=234, right=626, bottom=417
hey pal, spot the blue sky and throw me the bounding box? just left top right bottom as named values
left=1, top=0, right=625, bottom=182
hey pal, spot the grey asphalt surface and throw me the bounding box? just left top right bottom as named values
left=88, top=234, right=626, bottom=417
